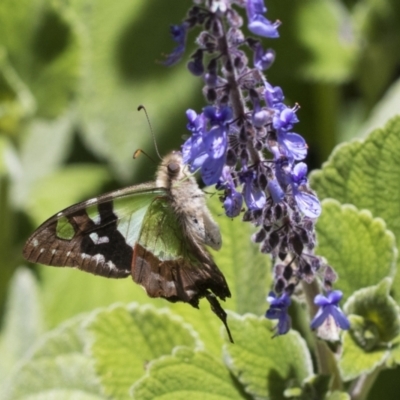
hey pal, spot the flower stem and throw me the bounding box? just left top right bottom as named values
left=217, top=20, right=260, bottom=164
left=349, top=365, right=384, bottom=400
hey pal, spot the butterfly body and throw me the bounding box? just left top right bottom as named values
left=23, top=152, right=231, bottom=311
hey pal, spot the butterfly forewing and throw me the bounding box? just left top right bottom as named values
left=23, top=184, right=164, bottom=278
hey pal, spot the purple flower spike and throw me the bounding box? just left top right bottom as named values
left=266, top=291, right=292, bottom=335
left=311, top=290, right=350, bottom=341
left=162, top=23, right=188, bottom=66
left=246, top=0, right=281, bottom=38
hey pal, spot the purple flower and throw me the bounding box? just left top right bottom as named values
left=290, top=163, right=321, bottom=218
left=224, top=188, right=243, bottom=217
left=162, top=23, right=188, bottom=66
left=219, top=167, right=243, bottom=217
left=182, top=110, right=207, bottom=169
left=203, top=105, right=233, bottom=125
left=311, top=290, right=350, bottom=341
left=264, top=82, right=284, bottom=107
left=273, top=105, right=299, bottom=131
left=266, top=291, right=291, bottom=335
left=254, top=43, right=275, bottom=70
left=277, top=132, right=307, bottom=161
left=267, top=178, right=285, bottom=203
left=182, top=107, right=231, bottom=185
left=250, top=92, right=270, bottom=127
left=246, top=0, right=281, bottom=38
left=242, top=170, right=266, bottom=210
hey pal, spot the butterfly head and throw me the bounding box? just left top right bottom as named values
left=156, top=151, right=191, bottom=188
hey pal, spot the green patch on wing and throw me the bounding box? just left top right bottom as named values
left=56, top=216, right=75, bottom=240
left=111, top=189, right=164, bottom=247
left=138, top=197, right=197, bottom=264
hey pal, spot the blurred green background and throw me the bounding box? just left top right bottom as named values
left=1, top=0, right=400, bottom=397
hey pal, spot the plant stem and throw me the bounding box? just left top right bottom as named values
left=349, top=365, right=384, bottom=400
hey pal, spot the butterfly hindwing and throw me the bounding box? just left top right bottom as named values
left=23, top=183, right=164, bottom=278
left=132, top=196, right=231, bottom=307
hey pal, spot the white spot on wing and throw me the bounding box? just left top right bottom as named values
left=51, top=249, right=56, bottom=255
left=89, top=232, right=99, bottom=243
left=97, top=236, right=109, bottom=244
left=165, top=281, right=176, bottom=289
left=105, top=260, right=116, bottom=270
left=33, top=239, right=39, bottom=247
left=93, top=254, right=106, bottom=263
left=89, top=233, right=109, bottom=245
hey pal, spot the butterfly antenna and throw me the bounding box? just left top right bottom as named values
left=132, top=149, right=157, bottom=164
left=137, top=105, right=162, bottom=160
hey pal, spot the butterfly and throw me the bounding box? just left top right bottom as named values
left=23, top=151, right=233, bottom=342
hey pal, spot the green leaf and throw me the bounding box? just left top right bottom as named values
left=0, top=0, right=81, bottom=118
left=292, top=374, right=331, bottom=400
left=339, top=279, right=400, bottom=381
left=296, top=0, right=357, bottom=82
left=132, top=346, right=244, bottom=400
left=310, top=116, right=400, bottom=300
left=0, top=50, right=36, bottom=135
left=326, top=392, right=350, bottom=400
left=12, top=392, right=104, bottom=400
left=339, top=327, right=388, bottom=382
left=25, top=164, right=112, bottom=225
left=0, top=268, right=44, bottom=387
left=87, top=304, right=199, bottom=400
left=223, top=313, right=313, bottom=399
left=315, top=200, right=397, bottom=300
left=357, top=77, right=400, bottom=138
left=71, top=0, right=198, bottom=181
left=13, top=111, right=75, bottom=208
left=353, top=0, right=400, bottom=106
left=344, top=278, right=400, bottom=346
left=2, top=315, right=104, bottom=400
left=40, top=266, right=160, bottom=329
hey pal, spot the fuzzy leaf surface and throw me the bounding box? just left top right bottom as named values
left=316, top=200, right=397, bottom=300
left=132, top=346, right=244, bottom=400
left=0, top=268, right=44, bottom=387
left=223, top=313, right=313, bottom=399
left=87, top=304, right=199, bottom=400
left=2, top=315, right=103, bottom=400
left=310, top=116, right=400, bottom=300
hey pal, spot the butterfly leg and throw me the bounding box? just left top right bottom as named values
left=205, top=292, right=234, bottom=343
